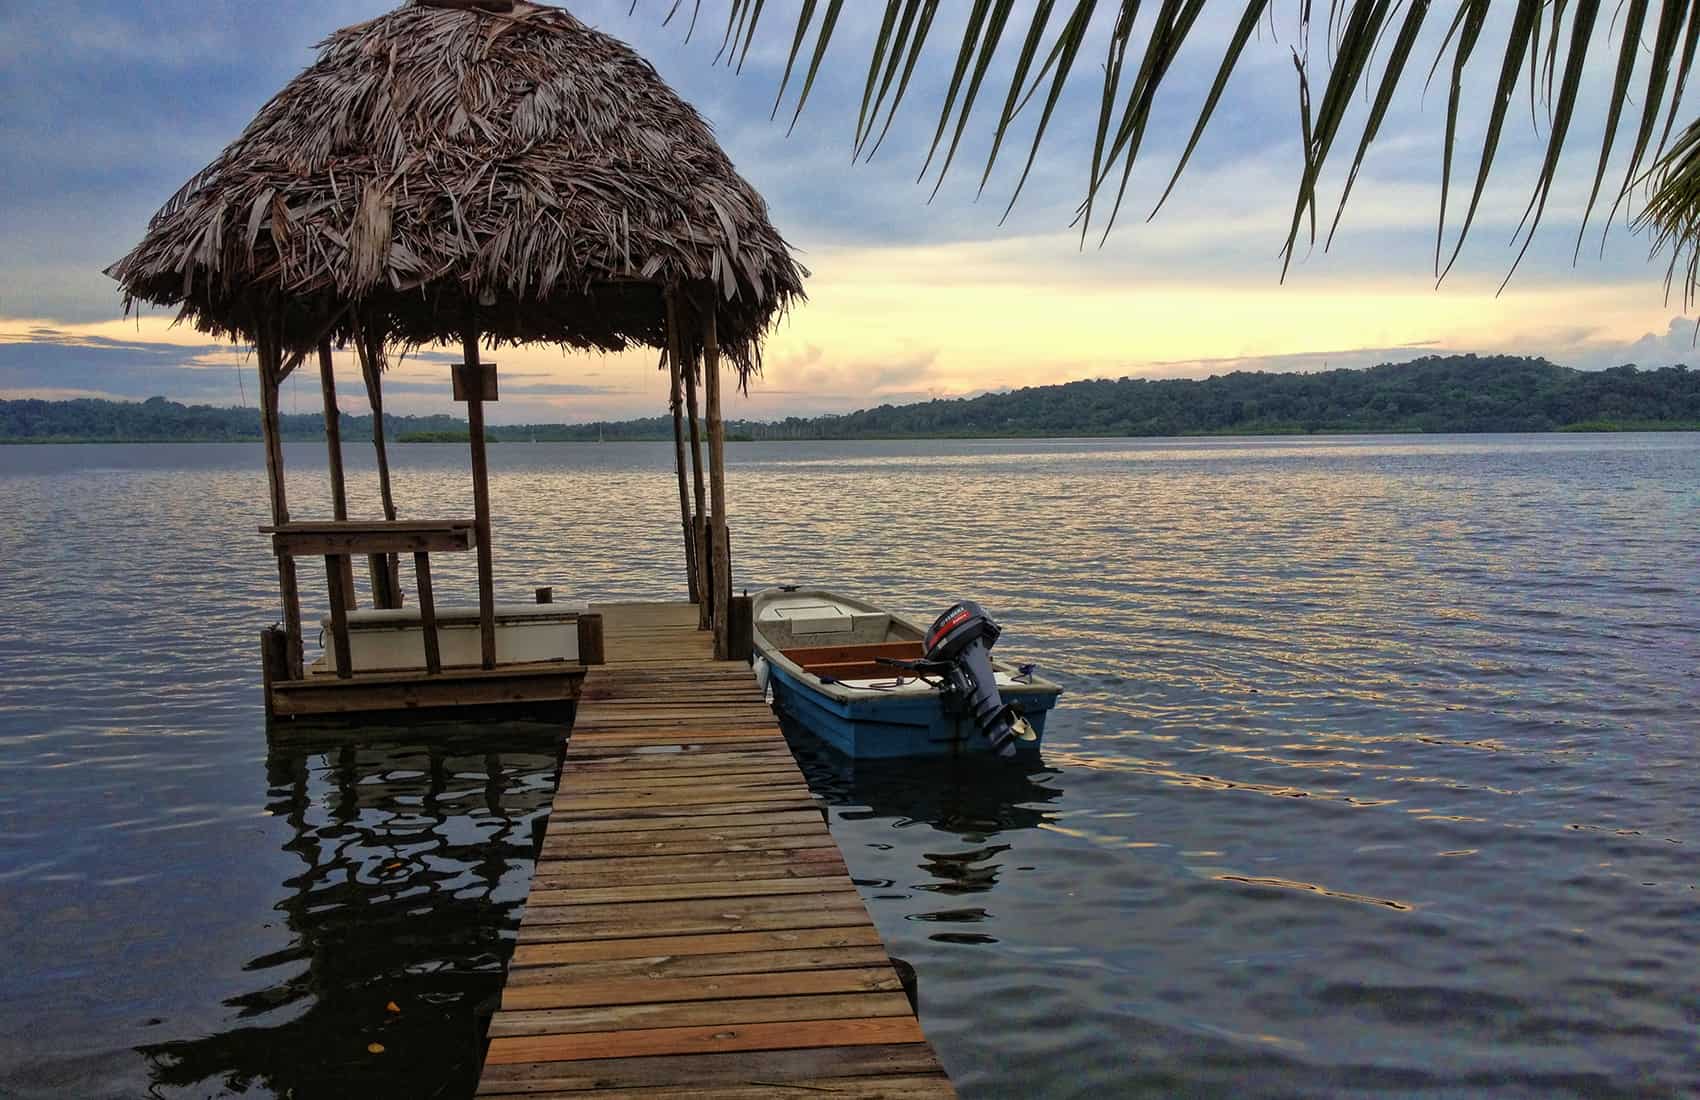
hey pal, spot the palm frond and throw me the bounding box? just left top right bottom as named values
left=1636, top=117, right=1700, bottom=311
left=649, top=0, right=1700, bottom=296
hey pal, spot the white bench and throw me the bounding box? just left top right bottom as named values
left=315, top=602, right=586, bottom=674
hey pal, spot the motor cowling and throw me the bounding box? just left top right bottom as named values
left=924, top=601, right=1037, bottom=758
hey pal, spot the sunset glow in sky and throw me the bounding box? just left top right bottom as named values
left=3, top=2, right=1698, bottom=423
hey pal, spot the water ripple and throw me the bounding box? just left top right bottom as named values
left=1, top=435, right=1697, bottom=1098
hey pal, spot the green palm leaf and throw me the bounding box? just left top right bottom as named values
left=649, top=0, right=1700, bottom=298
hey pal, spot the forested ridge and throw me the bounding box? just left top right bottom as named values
left=3, top=356, right=1696, bottom=443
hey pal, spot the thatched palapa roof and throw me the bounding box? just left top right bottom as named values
left=106, top=0, right=805, bottom=377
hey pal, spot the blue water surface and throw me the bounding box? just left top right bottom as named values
left=0, top=433, right=1696, bottom=1098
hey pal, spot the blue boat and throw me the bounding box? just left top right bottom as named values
left=751, top=588, right=1062, bottom=760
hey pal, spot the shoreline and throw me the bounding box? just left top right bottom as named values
left=3, top=423, right=1697, bottom=445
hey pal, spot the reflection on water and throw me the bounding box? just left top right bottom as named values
left=1, top=434, right=1697, bottom=1098
left=788, top=721, right=1064, bottom=942
left=137, top=725, right=561, bottom=1100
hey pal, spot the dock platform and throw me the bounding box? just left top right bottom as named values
left=477, top=602, right=955, bottom=1098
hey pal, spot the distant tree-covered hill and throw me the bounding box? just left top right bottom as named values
left=2, top=356, right=1696, bottom=443
left=762, top=356, right=1700, bottom=438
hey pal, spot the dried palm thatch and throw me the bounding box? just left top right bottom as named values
left=106, top=0, right=806, bottom=378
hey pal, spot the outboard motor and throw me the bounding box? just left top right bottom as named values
left=923, top=601, right=1038, bottom=758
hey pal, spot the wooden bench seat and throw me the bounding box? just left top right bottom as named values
left=782, top=641, right=923, bottom=678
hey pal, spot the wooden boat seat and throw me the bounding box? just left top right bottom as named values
left=783, top=640, right=924, bottom=679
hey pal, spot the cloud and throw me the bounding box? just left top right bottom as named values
left=1147, top=342, right=1447, bottom=378
left=374, top=378, right=629, bottom=398
left=1515, top=316, right=1700, bottom=371
left=4, top=1, right=1698, bottom=421
left=0, top=332, right=245, bottom=401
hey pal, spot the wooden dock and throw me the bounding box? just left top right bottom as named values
left=477, top=602, right=955, bottom=1098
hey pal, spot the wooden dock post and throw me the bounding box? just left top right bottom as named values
left=257, top=331, right=304, bottom=680
left=414, top=552, right=443, bottom=676
left=324, top=555, right=354, bottom=678
left=703, top=310, right=731, bottom=660
left=356, top=322, right=403, bottom=610
left=665, top=291, right=699, bottom=603
left=259, top=626, right=289, bottom=721
left=729, top=592, right=754, bottom=662
left=458, top=315, right=498, bottom=671
left=317, top=341, right=357, bottom=610
left=576, top=612, right=605, bottom=666
left=682, top=329, right=710, bottom=631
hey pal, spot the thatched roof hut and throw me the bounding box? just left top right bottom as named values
left=109, top=0, right=796, bottom=700
left=106, top=0, right=806, bottom=377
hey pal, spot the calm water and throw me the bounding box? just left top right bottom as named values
left=0, top=434, right=1696, bottom=1098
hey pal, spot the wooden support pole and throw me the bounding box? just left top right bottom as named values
left=325, top=555, right=354, bottom=679
left=257, top=333, right=304, bottom=680
left=414, top=552, right=442, bottom=675
left=703, top=308, right=732, bottom=660
left=728, top=593, right=754, bottom=662
left=576, top=613, right=605, bottom=666
left=683, top=336, right=710, bottom=630
left=357, top=324, right=402, bottom=609
left=318, top=341, right=356, bottom=610
left=664, top=292, right=699, bottom=603
left=461, top=317, right=498, bottom=671
left=694, top=513, right=713, bottom=630
left=260, top=627, right=288, bottom=721
left=318, top=341, right=349, bottom=522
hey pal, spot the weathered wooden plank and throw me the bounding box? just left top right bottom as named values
left=570, top=718, right=780, bottom=734
left=561, top=763, right=799, bottom=783
left=580, top=683, right=765, bottom=697
left=543, top=822, right=825, bottom=854
left=521, top=890, right=861, bottom=928
left=485, top=1017, right=928, bottom=1066
left=269, top=665, right=583, bottom=717
left=565, top=735, right=784, bottom=752
left=513, top=902, right=869, bottom=944
left=565, top=740, right=789, bottom=757
left=528, top=873, right=853, bottom=908
left=545, top=835, right=839, bottom=862
left=265, top=521, right=476, bottom=557
left=530, top=860, right=848, bottom=892
left=478, top=1075, right=955, bottom=1099
left=489, top=991, right=914, bottom=1038
left=504, top=946, right=896, bottom=986
left=534, top=847, right=843, bottom=879
left=508, top=927, right=888, bottom=969
left=553, top=788, right=815, bottom=813
left=559, top=763, right=803, bottom=785
left=475, top=1044, right=945, bottom=1095
left=500, top=966, right=903, bottom=1013
left=523, top=870, right=856, bottom=911
left=537, top=1080, right=950, bottom=1099
left=560, top=770, right=804, bottom=793
left=547, top=801, right=824, bottom=825
left=536, top=810, right=822, bottom=838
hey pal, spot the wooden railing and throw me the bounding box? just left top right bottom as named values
left=262, top=520, right=477, bottom=680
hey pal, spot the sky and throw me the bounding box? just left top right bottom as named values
left=3, top=0, right=1699, bottom=424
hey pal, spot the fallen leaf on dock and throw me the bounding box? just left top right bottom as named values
left=367, top=1042, right=385, bottom=1054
